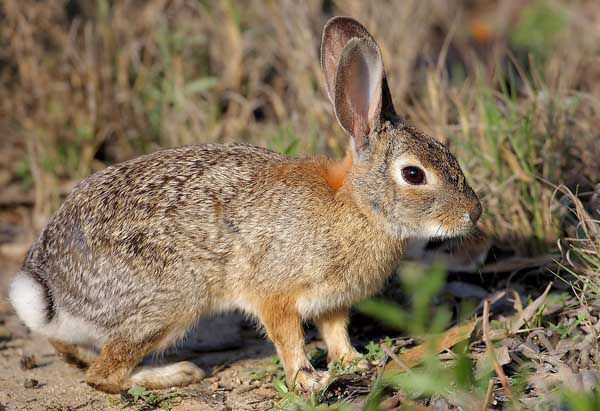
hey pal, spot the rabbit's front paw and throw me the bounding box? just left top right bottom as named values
left=293, top=367, right=330, bottom=392
left=332, top=349, right=372, bottom=371
left=346, top=356, right=373, bottom=372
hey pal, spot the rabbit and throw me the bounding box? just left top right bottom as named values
left=9, top=16, right=482, bottom=393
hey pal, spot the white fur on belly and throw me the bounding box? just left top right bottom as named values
left=49, top=311, right=107, bottom=347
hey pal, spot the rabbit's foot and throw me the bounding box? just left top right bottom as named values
left=126, top=361, right=206, bottom=390
left=85, top=366, right=128, bottom=394
left=342, top=354, right=372, bottom=371
left=293, top=367, right=330, bottom=392
left=328, top=351, right=372, bottom=373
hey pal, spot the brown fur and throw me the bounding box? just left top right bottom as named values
left=85, top=335, right=163, bottom=394
left=314, top=308, right=359, bottom=365
left=49, top=339, right=94, bottom=369
left=11, top=17, right=481, bottom=393
left=256, top=295, right=314, bottom=387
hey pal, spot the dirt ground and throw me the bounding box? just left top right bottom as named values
left=0, top=324, right=287, bottom=411
left=0, top=252, right=302, bottom=411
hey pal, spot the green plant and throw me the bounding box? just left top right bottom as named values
left=363, top=337, right=393, bottom=362
left=14, top=158, right=33, bottom=191
left=455, top=80, right=565, bottom=254
left=118, top=385, right=184, bottom=411
left=510, top=0, right=567, bottom=63
left=273, top=378, right=352, bottom=411
left=357, top=264, right=495, bottom=408
left=562, top=390, right=600, bottom=411
left=268, top=126, right=301, bottom=157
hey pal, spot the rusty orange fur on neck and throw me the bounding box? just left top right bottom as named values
left=321, top=150, right=353, bottom=191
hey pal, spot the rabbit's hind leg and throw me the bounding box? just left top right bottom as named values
left=126, top=361, right=205, bottom=390
left=84, top=320, right=204, bottom=393
left=49, top=338, right=96, bottom=369
left=85, top=335, right=162, bottom=393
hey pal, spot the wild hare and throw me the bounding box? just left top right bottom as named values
left=9, top=17, right=481, bottom=393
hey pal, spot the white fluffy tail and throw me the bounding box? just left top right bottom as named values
left=9, top=271, right=50, bottom=332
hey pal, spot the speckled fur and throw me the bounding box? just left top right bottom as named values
left=10, top=17, right=481, bottom=393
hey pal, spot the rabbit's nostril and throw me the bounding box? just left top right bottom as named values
left=469, top=202, right=482, bottom=224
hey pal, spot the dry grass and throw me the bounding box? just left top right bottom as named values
left=1, top=0, right=600, bottom=409
left=2, top=0, right=598, bottom=245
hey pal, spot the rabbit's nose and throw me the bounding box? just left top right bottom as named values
left=469, top=201, right=482, bottom=224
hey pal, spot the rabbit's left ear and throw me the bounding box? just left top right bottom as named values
left=320, top=16, right=397, bottom=129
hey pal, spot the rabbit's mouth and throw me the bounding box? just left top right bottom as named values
left=415, top=216, right=476, bottom=241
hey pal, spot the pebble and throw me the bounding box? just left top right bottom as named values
left=23, top=378, right=39, bottom=389
left=20, top=354, right=37, bottom=370
left=0, top=325, right=11, bottom=341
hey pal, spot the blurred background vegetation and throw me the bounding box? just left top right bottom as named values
left=1, top=0, right=598, bottom=252
left=1, top=1, right=600, bottom=409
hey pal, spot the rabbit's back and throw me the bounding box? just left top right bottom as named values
left=21, top=144, right=295, bottom=331
left=19, top=142, right=401, bottom=341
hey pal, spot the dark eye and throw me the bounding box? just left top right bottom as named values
left=401, top=166, right=426, bottom=185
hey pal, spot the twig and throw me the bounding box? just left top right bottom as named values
left=71, top=399, right=98, bottom=410
left=380, top=344, right=411, bottom=373
left=481, top=378, right=494, bottom=411
left=483, top=299, right=521, bottom=410
left=404, top=402, right=432, bottom=411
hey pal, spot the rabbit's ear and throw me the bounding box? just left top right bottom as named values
left=333, top=37, right=384, bottom=150
left=320, top=17, right=397, bottom=150
left=321, top=17, right=371, bottom=106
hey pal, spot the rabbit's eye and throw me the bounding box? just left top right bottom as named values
left=401, top=166, right=426, bottom=185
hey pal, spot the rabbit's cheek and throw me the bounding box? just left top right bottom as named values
left=421, top=221, right=451, bottom=239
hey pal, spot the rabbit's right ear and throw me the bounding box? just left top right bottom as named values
left=332, top=37, right=383, bottom=150
left=321, top=17, right=373, bottom=106
left=321, top=17, right=397, bottom=152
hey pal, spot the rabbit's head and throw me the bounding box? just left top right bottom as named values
left=321, top=17, right=481, bottom=240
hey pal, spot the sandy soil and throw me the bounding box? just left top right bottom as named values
left=0, top=321, right=283, bottom=411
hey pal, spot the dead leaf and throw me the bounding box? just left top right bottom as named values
left=383, top=321, right=476, bottom=374
left=511, top=283, right=552, bottom=334
left=495, top=345, right=511, bottom=366
left=476, top=346, right=511, bottom=374
left=518, top=342, right=540, bottom=360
